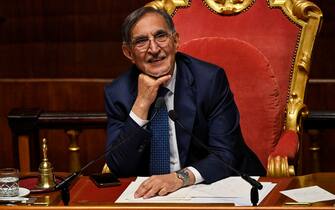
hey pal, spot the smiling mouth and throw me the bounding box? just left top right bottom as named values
left=148, top=56, right=165, bottom=63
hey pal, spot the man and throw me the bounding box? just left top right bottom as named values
left=105, top=6, right=265, bottom=199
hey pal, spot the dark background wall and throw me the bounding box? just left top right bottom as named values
left=303, top=0, right=335, bottom=173
left=0, top=0, right=334, bottom=174
left=0, top=0, right=151, bottom=173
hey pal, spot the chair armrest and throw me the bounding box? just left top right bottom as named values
left=271, top=130, right=299, bottom=160
left=267, top=130, right=299, bottom=177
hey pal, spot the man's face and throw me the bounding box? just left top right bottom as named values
left=122, top=12, right=179, bottom=78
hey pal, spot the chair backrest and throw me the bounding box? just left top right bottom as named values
left=180, top=37, right=281, bottom=168
left=146, top=0, right=322, bottom=170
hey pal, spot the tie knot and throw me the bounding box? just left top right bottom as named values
left=158, top=87, right=169, bottom=98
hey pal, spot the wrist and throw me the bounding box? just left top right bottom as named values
left=175, top=168, right=193, bottom=187
left=132, top=99, right=150, bottom=120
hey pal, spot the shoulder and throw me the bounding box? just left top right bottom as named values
left=105, top=66, right=138, bottom=96
left=176, top=52, right=228, bottom=83
left=104, top=66, right=139, bottom=116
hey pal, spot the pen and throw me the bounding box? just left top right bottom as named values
left=284, top=202, right=311, bottom=206
left=0, top=197, right=29, bottom=201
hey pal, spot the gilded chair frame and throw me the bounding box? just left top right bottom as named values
left=145, top=0, right=323, bottom=177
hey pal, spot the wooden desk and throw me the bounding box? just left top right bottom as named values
left=1, top=173, right=335, bottom=210
left=260, top=173, right=335, bottom=206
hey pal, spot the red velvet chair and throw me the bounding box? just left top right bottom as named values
left=146, top=0, right=323, bottom=176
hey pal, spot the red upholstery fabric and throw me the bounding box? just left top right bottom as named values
left=179, top=37, right=282, bottom=168
left=172, top=0, right=302, bottom=171
left=173, top=0, right=300, bottom=123
left=271, top=130, right=299, bottom=160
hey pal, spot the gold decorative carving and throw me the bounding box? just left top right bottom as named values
left=268, top=0, right=322, bottom=134
left=267, top=155, right=295, bottom=177
left=146, top=0, right=253, bottom=15
left=203, top=0, right=254, bottom=15
left=292, top=0, right=323, bottom=21
left=267, top=0, right=322, bottom=176
left=286, top=92, right=308, bottom=133
left=145, top=0, right=190, bottom=15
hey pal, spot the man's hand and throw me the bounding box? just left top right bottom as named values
left=134, top=169, right=195, bottom=199
left=132, top=73, right=171, bottom=120
left=134, top=173, right=182, bottom=199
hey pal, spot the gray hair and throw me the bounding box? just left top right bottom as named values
left=121, top=7, right=176, bottom=44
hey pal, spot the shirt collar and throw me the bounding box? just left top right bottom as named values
left=164, top=62, right=177, bottom=94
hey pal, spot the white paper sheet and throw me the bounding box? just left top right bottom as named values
left=116, top=176, right=276, bottom=206
left=280, top=185, right=335, bottom=203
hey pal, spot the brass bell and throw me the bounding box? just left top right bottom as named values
left=37, top=138, right=56, bottom=189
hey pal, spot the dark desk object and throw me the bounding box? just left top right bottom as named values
left=2, top=172, right=334, bottom=209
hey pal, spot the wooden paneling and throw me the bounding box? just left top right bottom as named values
left=306, top=83, right=335, bottom=109
left=0, top=0, right=149, bottom=78
left=310, top=0, right=335, bottom=79
left=0, top=80, right=110, bottom=173
left=302, top=0, right=335, bottom=173
left=0, top=0, right=150, bottom=170
left=0, top=42, right=129, bottom=78
left=303, top=83, right=335, bottom=174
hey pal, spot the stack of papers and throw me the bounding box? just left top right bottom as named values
left=116, top=176, right=276, bottom=206
left=281, top=186, right=335, bottom=203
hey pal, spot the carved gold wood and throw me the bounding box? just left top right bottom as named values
left=275, top=0, right=322, bottom=176
left=203, top=0, right=255, bottom=15
left=145, top=0, right=254, bottom=15
left=269, top=0, right=322, bottom=132
left=268, top=0, right=322, bottom=177
left=145, top=0, right=190, bottom=15
left=267, top=155, right=295, bottom=177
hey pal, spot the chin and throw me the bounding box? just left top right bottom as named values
left=146, top=66, right=171, bottom=78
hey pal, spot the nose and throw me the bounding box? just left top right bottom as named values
left=147, top=38, right=160, bottom=53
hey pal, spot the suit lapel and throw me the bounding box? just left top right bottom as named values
left=174, top=55, right=196, bottom=167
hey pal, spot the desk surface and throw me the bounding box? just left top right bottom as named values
left=2, top=172, right=335, bottom=209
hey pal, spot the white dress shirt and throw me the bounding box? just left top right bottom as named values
left=129, top=64, right=204, bottom=184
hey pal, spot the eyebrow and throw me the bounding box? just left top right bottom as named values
left=132, top=29, right=168, bottom=40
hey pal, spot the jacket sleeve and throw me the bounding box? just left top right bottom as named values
left=104, top=84, right=151, bottom=177
left=190, top=67, right=245, bottom=184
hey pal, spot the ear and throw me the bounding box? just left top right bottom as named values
left=122, top=44, right=135, bottom=63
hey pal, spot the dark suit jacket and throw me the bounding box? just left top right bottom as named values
left=104, top=52, right=265, bottom=183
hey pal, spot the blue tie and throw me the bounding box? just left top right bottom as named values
left=149, top=88, right=170, bottom=175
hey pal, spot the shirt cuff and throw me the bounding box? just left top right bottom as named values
left=129, top=111, right=149, bottom=127
left=187, top=166, right=204, bottom=184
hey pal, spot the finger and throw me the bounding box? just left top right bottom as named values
left=134, top=180, right=151, bottom=198
left=139, top=73, right=161, bottom=83
left=156, top=74, right=171, bottom=85
left=143, top=186, right=160, bottom=199
left=158, top=187, right=168, bottom=196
